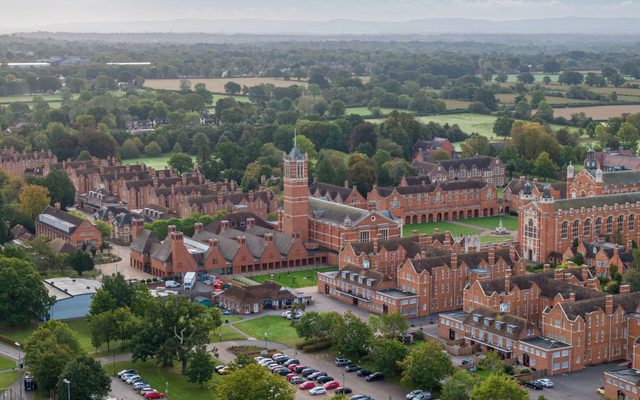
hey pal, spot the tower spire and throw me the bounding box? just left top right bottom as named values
left=293, top=128, right=297, bottom=149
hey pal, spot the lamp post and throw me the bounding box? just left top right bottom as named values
left=341, top=372, right=345, bottom=389
left=62, top=379, right=71, bottom=400
left=15, top=342, right=22, bottom=400
left=264, top=332, right=268, bottom=351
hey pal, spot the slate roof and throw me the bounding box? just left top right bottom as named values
left=410, top=248, right=515, bottom=274
left=402, top=176, right=432, bottom=186
left=413, top=138, right=450, bottom=152
left=464, top=306, right=528, bottom=340
left=309, top=197, right=377, bottom=226
left=601, top=169, right=640, bottom=185
left=337, top=264, right=391, bottom=285
left=221, top=282, right=297, bottom=303
left=592, top=152, right=640, bottom=170
left=553, top=192, right=640, bottom=210
left=520, top=336, right=571, bottom=350
left=204, top=212, right=273, bottom=234
left=560, top=291, right=640, bottom=320
left=505, top=178, right=566, bottom=199
left=376, top=180, right=487, bottom=197
left=309, top=181, right=354, bottom=202
left=130, top=229, right=159, bottom=254
left=191, top=230, right=240, bottom=262
left=217, top=228, right=267, bottom=259
left=38, top=206, right=85, bottom=233
left=246, top=225, right=295, bottom=255
left=350, top=237, right=423, bottom=258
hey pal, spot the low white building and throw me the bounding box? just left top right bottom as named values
left=43, top=277, right=102, bottom=320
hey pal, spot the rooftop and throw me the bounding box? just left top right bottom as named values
left=605, top=368, right=640, bottom=385
left=440, top=311, right=469, bottom=323
left=520, top=336, right=571, bottom=351
left=43, top=277, right=102, bottom=300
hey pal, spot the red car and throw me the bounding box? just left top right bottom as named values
left=288, top=364, right=299, bottom=371
left=287, top=373, right=297, bottom=381
left=144, top=392, right=165, bottom=399
left=323, top=381, right=340, bottom=390
left=299, top=381, right=316, bottom=390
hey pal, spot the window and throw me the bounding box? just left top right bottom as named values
left=359, top=231, right=370, bottom=242
left=595, top=217, right=602, bottom=235
left=584, top=218, right=591, bottom=236
left=630, top=214, right=635, bottom=231
left=296, top=161, right=304, bottom=178
left=573, top=220, right=579, bottom=238
left=525, top=219, right=537, bottom=239
left=378, top=228, right=389, bottom=240
left=618, top=215, right=624, bottom=232
left=561, top=221, right=568, bottom=239
left=606, top=216, right=613, bottom=235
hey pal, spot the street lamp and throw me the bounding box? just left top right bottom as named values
left=62, top=379, right=71, bottom=400
left=15, top=342, right=22, bottom=400
left=341, top=372, right=345, bottom=389
left=264, top=332, right=268, bottom=351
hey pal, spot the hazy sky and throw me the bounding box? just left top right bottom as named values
left=3, top=0, right=640, bottom=28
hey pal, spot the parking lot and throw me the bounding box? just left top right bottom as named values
left=522, top=362, right=619, bottom=400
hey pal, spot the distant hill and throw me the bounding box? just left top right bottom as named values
left=6, top=17, right=640, bottom=35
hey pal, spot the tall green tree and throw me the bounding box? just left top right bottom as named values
left=470, top=373, right=528, bottom=400
left=533, top=151, right=559, bottom=179
left=618, top=122, right=640, bottom=151
left=330, top=311, right=372, bottom=358
left=89, top=307, right=133, bottom=352
left=213, top=363, right=295, bottom=400
left=368, top=338, right=407, bottom=375
left=0, top=256, right=53, bottom=325
left=25, top=321, right=83, bottom=395
left=55, top=355, right=110, bottom=400
left=369, top=313, right=409, bottom=338
left=67, top=250, right=95, bottom=275
left=493, top=116, right=514, bottom=138
left=441, top=370, right=477, bottom=400
left=186, top=346, right=216, bottom=388
left=168, top=153, right=194, bottom=175
left=399, top=341, right=454, bottom=391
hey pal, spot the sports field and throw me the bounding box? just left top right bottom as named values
left=122, top=154, right=196, bottom=169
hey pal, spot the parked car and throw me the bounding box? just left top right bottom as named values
left=254, top=356, right=267, bottom=362
left=345, top=365, right=361, bottom=373
left=356, top=369, right=372, bottom=377
left=140, top=388, right=157, bottom=396
left=286, top=373, right=297, bottom=381
left=117, top=369, right=136, bottom=378
left=461, top=358, right=472, bottom=365
left=291, top=376, right=306, bottom=385
left=274, top=355, right=289, bottom=364
left=299, top=381, right=316, bottom=390
left=222, top=310, right=232, bottom=315
left=282, top=310, right=292, bottom=318
left=308, top=371, right=327, bottom=380
left=316, top=376, right=334, bottom=384
left=133, top=381, right=149, bottom=390
left=218, top=366, right=232, bottom=375
left=323, top=381, right=340, bottom=390
left=350, top=396, right=373, bottom=400
left=523, top=380, right=543, bottom=390
left=215, top=365, right=226, bottom=373
left=165, top=280, right=180, bottom=288
left=335, top=387, right=352, bottom=394
left=366, top=372, right=384, bottom=382
left=414, top=394, right=432, bottom=400
left=134, top=384, right=151, bottom=393
left=272, top=353, right=285, bottom=359
left=284, top=359, right=300, bottom=367
left=144, top=392, right=165, bottom=399
left=406, top=390, right=427, bottom=399
left=309, top=387, right=327, bottom=396
left=126, top=375, right=143, bottom=384
left=301, top=368, right=318, bottom=377
left=537, top=378, right=554, bottom=388
left=120, top=373, right=136, bottom=381
left=335, top=358, right=352, bottom=366
left=276, top=367, right=290, bottom=375
left=287, top=364, right=300, bottom=371
left=294, top=365, right=307, bottom=373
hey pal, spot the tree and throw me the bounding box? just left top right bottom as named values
left=90, top=272, right=140, bottom=315
left=479, top=350, right=505, bottom=373
left=470, top=373, right=528, bottom=400
left=517, top=73, right=535, bottom=84
left=224, top=81, right=242, bottom=95
left=19, top=184, right=50, bottom=219
left=347, top=153, right=376, bottom=196
left=94, top=219, right=111, bottom=240
left=514, top=100, right=532, bottom=119
left=330, top=311, right=372, bottom=358
left=191, top=132, right=211, bottom=162
left=493, top=116, right=515, bottom=138
left=295, top=311, right=324, bottom=340
left=381, top=159, right=415, bottom=186
left=329, top=100, right=346, bottom=118
left=368, top=338, right=407, bottom=375
left=25, top=320, right=82, bottom=395
left=120, top=138, right=141, bottom=159
left=461, top=134, right=492, bottom=159
left=0, top=256, right=53, bottom=325
left=473, top=88, right=498, bottom=111
left=441, top=370, right=477, bottom=400
left=622, top=268, right=640, bottom=292
left=543, top=60, right=561, bottom=73
left=67, top=250, right=95, bottom=275
left=186, top=346, right=216, bottom=388
left=369, top=313, right=409, bottom=338
left=144, top=141, right=162, bottom=156
left=89, top=307, right=133, bottom=353
left=55, top=355, right=110, bottom=400
left=559, top=71, right=584, bottom=86
left=213, top=363, right=295, bottom=400
left=617, top=122, right=640, bottom=151
left=168, top=153, right=194, bottom=175
left=534, top=151, right=558, bottom=179
left=536, top=101, right=554, bottom=122
left=38, top=170, right=75, bottom=208
left=399, top=341, right=454, bottom=391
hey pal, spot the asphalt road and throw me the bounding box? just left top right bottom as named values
left=522, top=362, right=620, bottom=400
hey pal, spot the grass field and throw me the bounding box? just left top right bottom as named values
left=552, top=104, right=640, bottom=121
left=0, top=355, right=16, bottom=371
left=346, top=107, right=404, bottom=117
left=122, top=154, right=196, bottom=169
left=106, top=359, right=218, bottom=400
left=461, top=215, right=519, bottom=231
left=144, top=77, right=307, bottom=92
left=210, top=325, right=246, bottom=342
left=491, top=73, right=560, bottom=83
left=247, top=266, right=338, bottom=288
left=403, top=221, right=481, bottom=237
left=211, top=94, right=251, bottom=103
left=234, top=316, right=301, bottom=347
left=0, top=371, right=18, bottom=389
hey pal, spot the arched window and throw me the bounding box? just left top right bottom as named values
left=595, top=217, right=602, bottom=236
left=573, top=220, right=580, bottom=238
left=561, top=221, right=568, bottom=239
left=618, top=215, right=624, bottom=232
left=630, top=214, right=635, bottom=231
left=606, top=216, right=613, bottom=235
left=584, top=219, right=591, bottom=236
left=525, top=219, right=537, bottom=239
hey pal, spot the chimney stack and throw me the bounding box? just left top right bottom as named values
left=554, top=269, right=563, bottom=281
left=569, top=292, right=576, bottom=302
left=620, top=284, right=631, bottom=294
left=434, top=228, right=440, bottom=235
left=220, top=220, right=230, bottom=232
left=581, top=265, right=590, bottom=281
left=344, top=180, right=349, bottom=188
left=505, top=268, right=512, bottom=293
left=246, top=218, right=255, bottom=230
left=419, top=234, right=429, bottom=246
left=450, top=252, right=458, bottom=269
left=236, top=235, right=246, bottom=246
left=208, top=238, right=218, bottom=248
left=543, top=263, right=550, bottom=272
left=488, top=245, right=495, bottom=266
left=194, top=222, right=203, bottom=234
left=605, top=294, right=614, bottom=314
left=264, top=233, right=274, bottom=243
left=132, top=218, right=145, bottom=240
left=167, top=225, right=177, bottom=234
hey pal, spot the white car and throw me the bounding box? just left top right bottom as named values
left=282, top=310, right=292, bottom=318
left=537, top=378, right=554, bottom=388
left=309, top=387, right=327, bottom=395
left=126, top=375, right=142, bottom=384
left=120, top=373, right=136, bottom=381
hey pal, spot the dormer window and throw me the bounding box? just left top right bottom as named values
left=495, top=321, right=505, bottom=330
left=484, top=318, right=493, bottom=327
left=507, top=325, right=516, bottom=334
left=472, top=314, right=481, bottom=323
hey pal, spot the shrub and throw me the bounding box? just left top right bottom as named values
left=413, top=328, right=425, bottom=341
left=302, top=341, right=331, bottom=352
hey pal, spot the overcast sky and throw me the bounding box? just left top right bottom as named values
left=3, top=0, right=640, bottom=28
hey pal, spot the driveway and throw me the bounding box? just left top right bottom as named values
left=522, top=362, right=619, bottom=400
left=96, top=244, right=154, bottom=281
left=212, top=339, right=409, bottom=400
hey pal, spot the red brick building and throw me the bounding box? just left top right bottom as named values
left=502, top=177, right=565, bottom=215
left=585, top=147, right=640, bottom=172
left=0, top=147, right=57, bottom=177
left=309, top=179, right=367, bottom=209
left=563, top=239, right=634, bottom=278
left=368, top=180, right=499, bottom=224
left=567, top=167, right=640, bottom=199
left=412, top=138, right=455, bottom=161
left=411, top=156, right=505, bottom=187
left=518, top=187, right=640, bottom=263
left=129, top=214, right=320, bottom=277
left=35, top=205, right=102, bottom=249
left=218, top=282, right=311, bottom=314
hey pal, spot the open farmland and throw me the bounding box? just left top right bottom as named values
left=144, top=77, right=308, bottom=92
left=552, top=105, right=640, bottom=120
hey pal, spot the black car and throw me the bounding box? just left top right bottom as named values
left=335, top=358, right=352, bottom=367
left=301, top=368, right=317, bottom=377
left=366, top=372, right=384, bottom=382
left=294, top=365, right=307, bottom=373
left=317, top=376, right=334, bottom=384
left=283, top=359, right=300, bottom=367
left=274, top=356, right=289, bottom=364
left=277, top=368, right=290, bottom=376
left=523, top=380, right=543, bottom=390
left=345, top=365, right=361, bottom=373
left=335, top=387, right=352, bottom=394
left=356, top=369, right=372, bottom=377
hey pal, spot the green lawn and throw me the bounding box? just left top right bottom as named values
left=0, top=322, right=40, bottom=345
left=210, top=325, right=246, bottom=342
left=491, top=73, right=560, bottom=83
left=122, top=154, right=196, bottom=170
left=234, top=316, right=301, bottom=347
left=480, top=235, right=514, bottom=244
left=403, top=221, right=480, bottom=237
left=247, top=266, right=338, bottom=288
left=0, top=355, right=16, bottom=371
left=346, top=107, right=405, bottom=117
left=105, top=359, right=218, bottom=400
left=461, top=215, right=519, bottom=232
left=211, top=94, right=251, bottom=103
left=0, top=371, right=18, bottom=389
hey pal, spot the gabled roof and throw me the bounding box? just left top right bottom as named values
left=464, top=306, right=528, bottom=340
left=309, top=197, right=384, bottom=226
left=553, top=192, right=640, bottom=210
left=560, top=291, right=640, bottom=320
left=601, top=169, right=640, bottom=185
left=246, top=225, right=295, bottom=255
left=221, top=282, right=297, bottom=303
left=192, top=230, right=240, bottom=262
left=410, top=248, right=514, bottom=274
left=309, top=181, right=354, bottom=202
left=217, top=228, right=266, bottom=259
left=38, top=206, right=85, bottom=233
left=205, top=212, right=273, bottom=233
left=350, top=237, right=423, bottom=258
left=130, top=229, right=159, bottom=254
left=505, top=178, right=566, bottom=199
left=376, top=180, right=487, bottom=197
left=427, top=156, right=497, bottom=171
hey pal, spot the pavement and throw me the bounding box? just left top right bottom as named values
left=95, top=244, right=153, bottom=281
left=522, top=362, right=619, bottom=400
